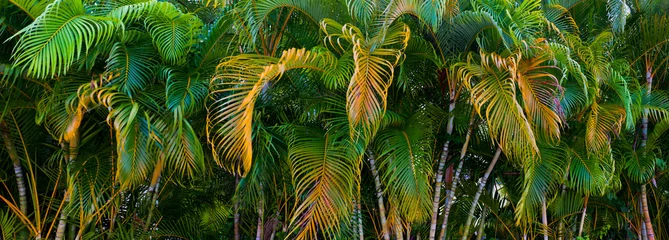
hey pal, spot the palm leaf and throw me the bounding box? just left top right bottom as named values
left=105, top=40, right=157, bottom=98
left=208, top=48, right=337, bottom=175
left=287, top=126, right=356, bottom=240
left=145, top=10, right=202, bottom=65
left=11, top=0, right=118, bottom=79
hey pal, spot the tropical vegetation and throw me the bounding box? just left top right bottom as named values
left=1, top=0, right=669, bottom=239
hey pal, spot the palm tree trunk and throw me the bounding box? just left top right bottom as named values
left=0, top=121, right=28, bottom=216
left=638, top=63, right=656, bottom=240
left=429, top=93, right=456, bottom=240
left=439, top=110, right=476, bottom=240
left=578, top=196, right=588, bottom=237
left=144, top=157, right=163, bottom=232
left=234, top=175, right=241, bottom=240
left=475, top=207, right=488, bottom=240
left=641, top=184, right=655, bottom=240
left=541, top=197, right=549, bottom=240
left=256, top=183, right=264, bottom=240
left=56, top=114, right=82, bottom=240
left=356, top=199, right=364, bottom=240
left=557, top=164, right=570, bottom=240
left=461, top=147, right=502, bottom=240
left=368, top=150, right=391, bottom=240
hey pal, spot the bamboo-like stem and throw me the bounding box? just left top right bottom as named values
left=461, top=147, right=502, bottom=240
left=368, top=150, right=391, bottom=240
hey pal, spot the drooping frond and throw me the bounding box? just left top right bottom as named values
left=458, top=52, right=538, bottom=161
left=437, top=11, right=501, bottom=54
left=585, top=103, right=625, bottom=156
left=287, top=126, right=356, bottom=240
left=11, top=0, right=118, bottom=79
left=374, top=110, right=439, bottom=223
left=208, top=48, right=337, bottom=175
left=607, top=0, right=631, bottom=33
left=321, top=19, right=410, bottom=139
left=145, top=10, right=202, bottom=65
left=7, top=0, right=51, bottom=19
left=162, top=68, right=209, bottom=117
left=105, top=40, right=157, bottom=98
left=515, top=47, right=563, bottom=140
left=515, top=143, right=566, bottom=224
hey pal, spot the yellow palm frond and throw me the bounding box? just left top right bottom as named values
left=208, top=48, right=337, bottom=175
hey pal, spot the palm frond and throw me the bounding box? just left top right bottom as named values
left=11, top=0, right=118, bottom=79
left=105, top=40, right=157, bottom=98
left=145, top=10, right=202, bottom=65
left=374, top=110, right=439, bottom=223
left=208, top=48, right=337, bottom=175
left=286, top=126, right=356, bottom=240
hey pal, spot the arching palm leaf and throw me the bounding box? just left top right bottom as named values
left=208, top=48, right=337, bottom=175
left=286, top=126, right=357, bottom=240
left=11, top=0, right=118, bottom=79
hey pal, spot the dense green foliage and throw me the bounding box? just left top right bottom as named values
left=1, top=0, right=669, bottom=239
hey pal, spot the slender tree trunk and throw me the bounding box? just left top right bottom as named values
left=461, top=147, right=502, bottom=240
left=639, top=62, right=656, bottom=240
left=256, top=183, right=264, bottom=240
left=439, top=110, right=476, bottom=240
left=0, top=121, right=28, bottom=216
left=475, top=207, right=488, bottom=240
left=542, top=197, right=549, bottom=240
left=56, top=113, right=82, bottom=240
left=368, top=150, right=391, bottom=240
left=641, top=185, right=655, bottom=240
left=144, top=157, right=163, bottom=232
left=55, top=191, right=70, bottom=240
left=557, top=164, right=570, bottom=240
left=234, top=175, right=241, bottom=240
left=429, top=92, right=456, bottom=240
left=578, top=197, right=588, bottom=238
left=356, top=200, right=364, bottom=240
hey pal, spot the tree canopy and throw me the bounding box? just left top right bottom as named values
left=1, top=0, right=669, bottom=239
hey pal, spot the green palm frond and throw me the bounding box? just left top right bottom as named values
left=7, top=0, right=51, bottom=20
left=162, top=68, right=208, bottom=117
left=374, top=110, right=438, bottom=223
left=437, top=11, right=501, bottom=54
left=102, top=0, right=177, bottom=24
left=567, top=142, right=609, bottom=195
left=286, top=126, right=357, bottom=240
left=193, top=14, right=235, bottom=72
left=236, top=0, right=348, bottom=45
left=145, top=10, right=202, bottom=65
left=615, top=142, right=655, bottom=184
left=105, top=40, right=157, bottom=98
left=162, top=119, right=205, bottom=178
left=607, top=0, right=631, bottom=33
left=515, top=143, right=566, bottom=224
left=11, top=0, right=118, bottom=79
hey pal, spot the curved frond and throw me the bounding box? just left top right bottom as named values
left=11, top=0, right=118, bottom=79
left=145, top=10, right=202, bottom=65
left=105, top=41, right=157, bottom=98
left=374, top=111, right=438, bottom=223
left=208, top=48, right=337, bottom=175
left=287, top=127, right=356, bottom=240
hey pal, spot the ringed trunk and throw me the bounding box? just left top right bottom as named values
left=368, top=150, right=391, bottom=240
left=429, top=92, right=456, bottom=240
left=439, top=110, right=476, bottom=240
left=461, top=147, right=502, bottom=240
